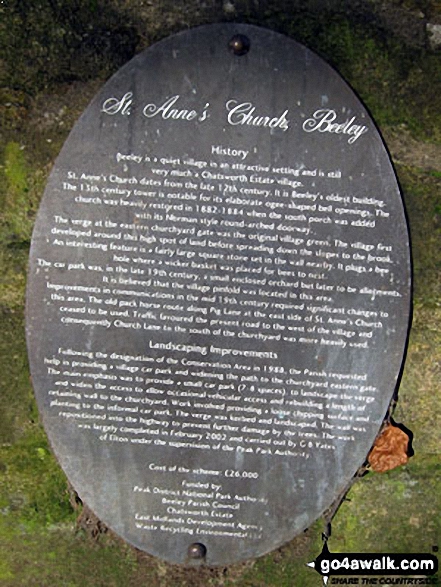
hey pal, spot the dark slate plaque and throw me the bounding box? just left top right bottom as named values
left=26, top=24, right=411, bottom=565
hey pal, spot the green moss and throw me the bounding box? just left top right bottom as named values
left=0, top=0, right=139, bottom=95
left=0, top=3, right=440, bottom=585
left=276, top=14, right=441, bottom=144
left=4, top=143, right=27, bottom=196
left=0, top=426, right=75, bottom=530
left=0, top=526, right=139, bottom=587
left=0, top=419, right=141, bottom=587
left=2, top=142, right=28, bottom=235
left=0, top=560, right=14, bottom=581
left=0, top=247, right=28, bottom=311
left=395, top=303, right=441, bottom=454
left=1, top=142, right=36, bottom=243
left=0, top=312, right=35, bottom=443
left=331, top=457, right=441, bottom=555
left=0, top=140, right=47, bottom=311
left=397, top=166, right=441, bottom=306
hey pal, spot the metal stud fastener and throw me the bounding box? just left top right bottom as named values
left=228, top=34, right=250, bottom=56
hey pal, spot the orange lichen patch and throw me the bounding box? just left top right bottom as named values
left=368, top=424, right=410, bottom=473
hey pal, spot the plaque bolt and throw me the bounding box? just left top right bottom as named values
left=228, top=34, right=250, bottom=56
left=188, top=542, right=207, bottom=560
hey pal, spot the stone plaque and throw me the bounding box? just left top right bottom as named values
left=26, top=24, right=411, bottom=565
